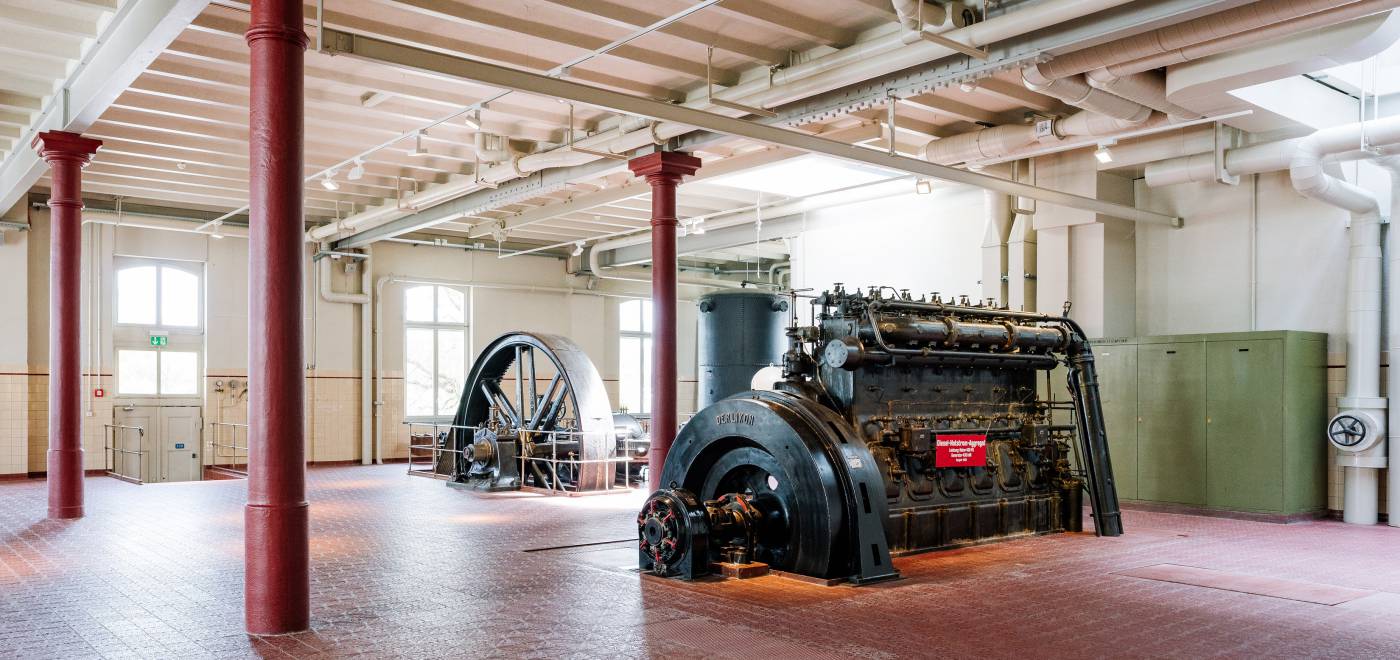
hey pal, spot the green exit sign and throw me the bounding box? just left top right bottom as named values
left=149, top=335, right=168, bottom=347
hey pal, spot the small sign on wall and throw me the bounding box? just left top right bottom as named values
left=935, top=433, right=988, bottom=468
left=149, top=334, right=168, bottom=347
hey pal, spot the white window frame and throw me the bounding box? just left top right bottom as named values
left=403, top=284, right=470, bottom=421
left=112, top=257, right=205, bottom=399
left=618, top=298, right=653, bottom=415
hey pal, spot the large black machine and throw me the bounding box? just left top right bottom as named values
left=446, top=332, right=649, bottom=492
left=639, top=285, right=1122, bottom=583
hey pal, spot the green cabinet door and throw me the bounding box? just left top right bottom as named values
left=1137, top=342, right=1208, bottom=504
left=1206, top=339, right=1285, bottom=512
left=1094, top=343, right=1138, bottom=500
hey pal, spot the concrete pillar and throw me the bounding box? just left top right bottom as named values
left=244, top=0, right=309, bottom=635
left=627, top=151, right=701, bottom=490
left=32, top=131, right=102, bottom=520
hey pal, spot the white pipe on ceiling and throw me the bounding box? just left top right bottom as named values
left=312, top=0, right=1145, bottom=244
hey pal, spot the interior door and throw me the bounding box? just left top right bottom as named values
left=113, top=405, right=155, bottom=482
left=159, top=406, right=202, bottom=483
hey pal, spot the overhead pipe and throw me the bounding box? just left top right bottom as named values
left=1021, top=67, right=1155, bottom=122
left=922, top=111, right=1171, bottom=165
left=315, top=0, right=1145, bottom=244
left=1290, top=124, right=1387, bottom=525
left=1037, top=0, right=1371, bottom=79
left=1145, top=114, right=1400, bottom=186
left=1084, top=69, right=1203, bottom=120
left=1103, top=0, right=1400, bottom=77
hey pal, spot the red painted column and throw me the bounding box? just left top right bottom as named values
left=33, top=131, right=101, bottom=520
left=244, top=0, right=309, bottom=636
left=627, top=152, right=701, bottom=491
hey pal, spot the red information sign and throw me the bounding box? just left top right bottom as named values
left=935, top=433, right=988, bottom=468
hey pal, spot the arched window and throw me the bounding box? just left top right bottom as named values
left=113, top=259, right=203, bottom=397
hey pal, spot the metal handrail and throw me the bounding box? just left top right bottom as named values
left=402, top=420, right=649, bottom=494
left=207, top=422, right=250, bottom=476
left=104, top=423, right=146, bottom=484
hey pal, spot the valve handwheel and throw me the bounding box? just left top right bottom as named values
left=1328, top=414, right=1368, bottom=449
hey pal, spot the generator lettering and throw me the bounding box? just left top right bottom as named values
left=715, top=412, right=755, bottom=425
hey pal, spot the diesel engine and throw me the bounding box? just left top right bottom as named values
left=639, top=285, right=1122, bottom=583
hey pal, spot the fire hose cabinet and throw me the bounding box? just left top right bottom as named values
left=1052, top=331, right=1327, bottom=516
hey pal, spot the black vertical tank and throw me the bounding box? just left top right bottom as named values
left=696, top=290, right=788, bottom=409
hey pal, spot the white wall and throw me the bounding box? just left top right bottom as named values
left=8, top=208, right=703, bottom=474
left=790, top=184, right=986, bottom=298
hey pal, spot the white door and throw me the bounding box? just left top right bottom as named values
left=159, top=406, right=202, bottom=483
left=113, top=405, right=155, bottom=482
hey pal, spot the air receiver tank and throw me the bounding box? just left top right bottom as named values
left=697, top=290, right=789, bottom=409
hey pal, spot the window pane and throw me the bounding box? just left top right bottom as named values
left=619, top=299, right=641, bottom=333
left=641, top=300, right=653, bottom=333
left=619, top=336, right=641, bottom=413
left=641, top=337, right=653, bottom=414
left=405, top=327, right=435, bottom=417
left=405, top=286, right=434, bottom=323
left=437, top=287, right=466, bottom=324
left=117, top=350, right=158, bottom=395
left=159, top=351, right=199, bottom=395
left=436, top=329, right=465, bottom=416
left=116, top=266, right=157, bottom=325
left=160, top=267, right=199, bottom=327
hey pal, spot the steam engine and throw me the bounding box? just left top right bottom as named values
left=639, top=286, right=1122, bottom=583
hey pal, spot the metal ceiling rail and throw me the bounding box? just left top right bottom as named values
left=320, top=27, right=1183, bottom=228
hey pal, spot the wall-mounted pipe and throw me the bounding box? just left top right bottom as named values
left=1290, top=124, right=1387, bottom=525
left=1379, top=156, right=1400, bottom=527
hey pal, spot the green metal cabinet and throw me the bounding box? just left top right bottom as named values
left=1136, top=341, right=1208, bottom=505
left=1091, top=331, right=1327, bottom=516
left=1093, top=342, right=1138, bottom=500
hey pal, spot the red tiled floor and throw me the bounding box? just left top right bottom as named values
left=2, top=465, right=1400, bottom=659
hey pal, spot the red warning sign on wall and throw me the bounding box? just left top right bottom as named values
left=935, top=434, right=988, bottom=468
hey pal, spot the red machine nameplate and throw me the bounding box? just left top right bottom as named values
left=935, top=434, right=988, bottom=468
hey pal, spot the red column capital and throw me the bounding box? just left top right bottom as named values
left=627, top=151, right=702, bottom=182
left=32, top=131, right=102, bottom=166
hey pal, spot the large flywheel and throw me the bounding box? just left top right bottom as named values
left=451, top=332, right=616, bottom=491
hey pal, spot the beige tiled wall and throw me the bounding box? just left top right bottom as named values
left=0, top=374, right=27, bottom=475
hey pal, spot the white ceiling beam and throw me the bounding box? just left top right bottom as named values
left=377, top=0, right=742, bottom=85
left=710, top=0, right=856, bottom=47
left=530, top=0, right=786, bottom=65
left=0, top=0, right=209, bottom=215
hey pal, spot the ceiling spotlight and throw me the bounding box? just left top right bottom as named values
left=208, top=219, right=224, bottom=240
left=967, top=162, right=985, bottom=171
left=320, top=171, right=340, bottom=191
left=463, top=109, right=481, bottom=130
left=571, top=241, right=585, bottom=256
left=692, top=219, right=706, bottom=235
left=347, top=159, right=365, bottom=181
left=409, top=131, right=428, bottom=157
left=176, top=161, right=187, bottom=170
left=1094, top=144, right=1115, bottom=164
left=915, top=179, right=933, bottom=195
left=958, top=81, right=978, bottom=93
